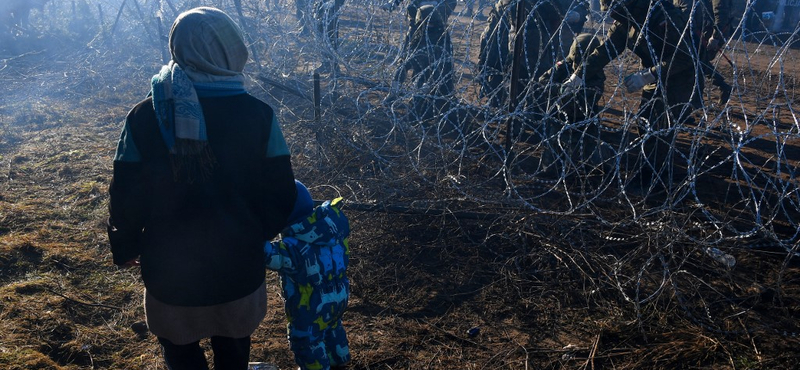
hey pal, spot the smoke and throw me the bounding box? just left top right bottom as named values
left=0, top=0, right=798, bottom=252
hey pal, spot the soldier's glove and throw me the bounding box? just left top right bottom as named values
left=560, top=73, right=584, bottom=94
left=623, top=70, right=656, bottom=93
left=707, top=35, right=723, bottom=54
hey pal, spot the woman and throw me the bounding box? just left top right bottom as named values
left=107, top=7, right=296, bottom=369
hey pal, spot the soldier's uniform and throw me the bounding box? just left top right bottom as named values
left=556, top=0, right=590, bottom=59
left=673, top=0, right=733, bottom=106
left=314, top=0, right=346, bottom=72
left=573, top=0, right=695, bottom=192
left=478, top=0, right=514, bottom=108
left=399, top=0, right=457, bottom=54
left=478, top=0, right=584, bottom=109
left=747, top=0, right=778, bottom=35
left=539, top=33, right=604, bottom=123
left=389, top=0, right=456, bottom=85
left=578, top=0, right=695, bottom=123
left=396, top=4, right=455, bottom=120
left=704, top=0, right=734, bottom=104
left=706, top=0, right=733, bottom=39
left=538, top=33, right=605, bottom=168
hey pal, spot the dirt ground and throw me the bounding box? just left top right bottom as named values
left=1, top=1, right=799, bottom=369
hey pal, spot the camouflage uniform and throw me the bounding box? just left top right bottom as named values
left=464, top=0, right=492, bottom=17
left=579, top=0, right=694, bottom=125
left=538, top=33, right=605, bottom=167
left=396, top=4, right=455, bottom=120
left=478, top=0, right=582, bottom=109
left=747, top=0, right=778, bottom=35
left=673, top=0, right=733, bottom=106
left=539, top=33, right=604, bottom=123
left=707, top=0, right=733, bottom=39
left=398, top=0, right=457, bottom=56
left=556, top=0, right=590, bottom=59
left=576, top=0, right=694, bottom=191
left=314, top=0, right=346, bottom=72
left=390, top=0, right=456, bottom=87
left=508, top=0, right=575, bottom=83
left=477, top=0, right=513, bottom=108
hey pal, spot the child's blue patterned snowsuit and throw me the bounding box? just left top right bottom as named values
left=265, top=198, right=350, bottom=370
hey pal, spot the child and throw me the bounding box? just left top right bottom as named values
left=264, top=180, right=351, bottom=370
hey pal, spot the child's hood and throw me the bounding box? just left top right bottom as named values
left=281, top=197, right=350, bottom=245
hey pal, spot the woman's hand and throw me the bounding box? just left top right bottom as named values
left=119, top=259, right=141, bottom=268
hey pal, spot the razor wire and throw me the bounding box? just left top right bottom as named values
left=1, top=0, right=799, bottom=331
left=241, top=0, right=797, bottom=250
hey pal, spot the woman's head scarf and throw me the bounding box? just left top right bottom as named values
left=168, top=7, right=248, bottom=83
left=151, top=7, right=248, bottom=182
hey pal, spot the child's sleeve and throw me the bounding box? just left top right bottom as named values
left=264, top=240, right=296, bottom=273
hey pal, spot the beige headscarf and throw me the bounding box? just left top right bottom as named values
left=168, top=7, right=248, bottom=83
left=151, top=7, right=249, bottom=182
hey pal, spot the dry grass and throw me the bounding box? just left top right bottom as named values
left=1, top=1, right=800, bottom=369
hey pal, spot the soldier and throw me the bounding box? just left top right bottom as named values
left=383, top=0, right=458, bottom=19
left=508, top=0, right=571, bottom=98
left=703, top=0, right=733, bottom=54
left=539, top=33, right=604, bottom=123
left=673, top=0, right=733, bottom=107
left=557, top=0, right=590, bottom=59
left=395, top=4, right=455, bottom=121
left=538, top=33, right=605, bottom=170
left=477, top=0, right=513, bottom=108
left=464, top=0, right=493, bottom=18
left=314, top=0, right=346, bottom=73
left=478, top=0, right=583, bottom=109
left=395, top=0, right=457, bottom=58
left=562, top=0, right=695, bottom=193
left=387, top=0, right=457, bottom=95
left=702, top=0, right=734, bottom=105
left=746, top=0, right=778, bottom=36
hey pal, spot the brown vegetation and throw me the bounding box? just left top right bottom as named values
left=1, top=1, right=799, bottom=369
